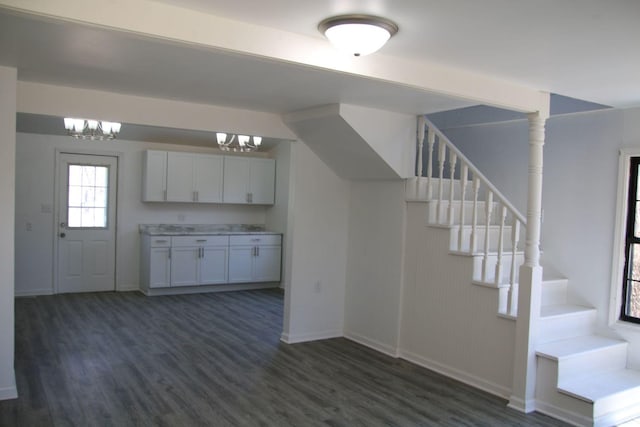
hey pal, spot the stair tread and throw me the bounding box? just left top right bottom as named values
left=540, top=304, right=595, bottom=318
left=536, top=335, right=627, bottom=360
left=559, top=369, right=640, bottom=403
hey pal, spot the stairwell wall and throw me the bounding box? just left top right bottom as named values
left=438, top=106, right=640, bottom=370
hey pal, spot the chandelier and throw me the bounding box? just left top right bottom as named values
left=64, top=118, right=122, bottom=140
left=318, top=14, right=398, bottom=57
left=216, top=133, right=262, bottom=152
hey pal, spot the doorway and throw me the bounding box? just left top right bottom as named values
left=56, top=153, right=118, bottom=293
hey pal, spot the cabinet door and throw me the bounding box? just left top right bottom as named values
left=166, top=152, right=195, bottom=202
left=249, top=158, right=276, bottom=205
left=149, top=247, right=171, bottom=288
left=228, top=246, right=254, bottom=283
left=170, top=247, right=199, bottom=286
left=142, top=150, right=167, bottom=201
left=194, top=155, right=223, bottom=203
left=223, top=156, right=251, bottom=203
left=253, top=245, right=282, bottom=282
left=200, top=246, right=228, bottom=284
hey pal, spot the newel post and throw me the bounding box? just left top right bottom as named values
left=508, top=109, right=548, bottom=413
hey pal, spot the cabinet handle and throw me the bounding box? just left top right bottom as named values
left=155, top=239, right=168, bottom=243
left=257, top=246, right=260, bottom=256
left=199, top=247, right=203, bottom=258
left=163, top=190, right=167, bottom=201
left=168, top=249, right=171, bottom=259
left=196, top=239, right=207, bottom=242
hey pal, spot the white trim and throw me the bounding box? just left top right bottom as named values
left=14, top=289, right=54, bottom=297
left=344, top=331, right=399, bottom=358
left=0, top=384, right=17, bottom=400
left=534, top=400, right=589, bottom=427
left=280, top=329, right=343, bottom=344
left=399, top=349, right=511, bottom=399
left=609, top=147, right=640, bottom=329
left=507, top=396, right=536, bottom=413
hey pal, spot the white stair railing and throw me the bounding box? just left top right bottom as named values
left=415, top=117, right=527, bottom=308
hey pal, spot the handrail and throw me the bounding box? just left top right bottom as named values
left=422, top=116, right=526, bottom=226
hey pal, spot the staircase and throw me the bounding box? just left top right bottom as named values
left=407, top=118, right=640, bottom=426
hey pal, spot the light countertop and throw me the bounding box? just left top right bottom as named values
left=139, top=224, right=281, bottom=236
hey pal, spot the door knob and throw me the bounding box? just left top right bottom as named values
left=59, top=232, right=66, bottom=238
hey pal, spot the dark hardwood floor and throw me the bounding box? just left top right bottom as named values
left=1, top=289, right=567, bottom=426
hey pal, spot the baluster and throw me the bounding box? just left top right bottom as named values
left=457, top=164, right=469, bottom=251
left=426, top=128, right=435, bottom=200
left=509, top=220, right=521, bottom=316
left=482, top=191, right=494, bottom=282
left=436, top=139, right=446, bottom=224
left=470, top=177, right=481, bottom=253
left=494, top=205, right=507, bottom=286
left=416, top=117, right=425, bottom=198
left=448, top=152, right=457, bottom=225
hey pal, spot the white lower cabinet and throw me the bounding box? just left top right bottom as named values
left=171, top=236, right=229, bottom=287
left=141, top=233, right=281, bottom=292
left=228, top=235, right=282, bottom=283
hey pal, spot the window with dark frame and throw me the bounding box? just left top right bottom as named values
left=622, top=156, right=640, bottom=323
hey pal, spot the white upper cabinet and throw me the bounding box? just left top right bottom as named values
left=223, top=157, right=275, bottom=204
left=143, top=150, right=273, bottom=205
left=142, top=150, right=168, bottom=202
left=143, top=150, right=224, bottom=203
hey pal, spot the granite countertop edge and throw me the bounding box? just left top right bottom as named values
left=139, top=224, right=281, bottom=236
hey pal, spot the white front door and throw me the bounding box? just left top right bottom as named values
left=57, top=153, right=117, bottom=294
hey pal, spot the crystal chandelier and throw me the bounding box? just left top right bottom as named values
left=216, top=133, right=262, bottom=152
left=64, top=118, right=122, bottom=140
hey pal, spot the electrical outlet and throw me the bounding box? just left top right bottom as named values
left=25, top=222, right=32, bottom=231
left=177, top=214, right=186, bottom=222
left=314, top=281, right=321, bottom=293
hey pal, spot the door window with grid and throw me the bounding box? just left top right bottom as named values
left=622, top=157, right=640, bottom=323
left=67, top=164, right=109, bottom=228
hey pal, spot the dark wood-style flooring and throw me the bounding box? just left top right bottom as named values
left=1, top=289, right=568, bottom=426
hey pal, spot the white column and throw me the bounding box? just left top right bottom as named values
left=0, top=66, right=17, bottom=401
left=508, top=110, right=548, bottom=413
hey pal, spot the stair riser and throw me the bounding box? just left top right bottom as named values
left=449, top=226, right=517, bottom=253
left=539, top=311, right=596, bottom=343
left=557, top=346, right=628, bottom=382
left=472, top=253, right=524, bottom=284
left=536, top=357, right=594, bottom=418
left=541, top=279, right=569, bottom=306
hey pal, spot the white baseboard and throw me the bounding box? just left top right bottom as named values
left=0, top=383, right=18, bottom=400
left=344, top=331, right=399, bottom=358
left=280, top=329, right=343, bottom=344
left=507, top=395, right=536, bottom=413
left=399, top=349, right=511, bottom=399
left=534, top=400, right=589, bottom=427
left=116, top=285, right=140, bottom=292
left=14, top=289, right=53, bottom=297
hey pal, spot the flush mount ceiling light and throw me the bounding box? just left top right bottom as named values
left=216, top=133, right=262, bottom=152
left=318, top=14, right=398, bottom=57
left=64, top=118, right=121, bottom=140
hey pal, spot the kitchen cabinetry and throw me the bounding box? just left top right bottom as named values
left=142, top=150, right=223, bottom=203
left=223, top=157, right=275, bottom=204
left=142, top=150, right=168, bottom=202
left=140, top=232, right=281, bottom=293
left=170, top=236, right=229, bottom=286
left=166, top=152, right=223, bottom=203
left=228, top=235, right=282, bottom=283
left=141, top=236, right=171, bottom=288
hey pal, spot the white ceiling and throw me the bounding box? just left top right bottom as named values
left=1, top=0, right=638, bottom=142
left=152, top=0, right=640, bottom=109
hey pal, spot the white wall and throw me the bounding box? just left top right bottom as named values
left=0, top=66, right=17, bottom=400
left=265, top=141, right=294, bottom=290
left=401, top=203, right=516, bottom=397
left=344, top=180, right=406, bottom=356
left=442, top=107, right=640, bottom=369
left=15, top=133, right=268, bottom=295
left=281, top=142, right=350, bottom=342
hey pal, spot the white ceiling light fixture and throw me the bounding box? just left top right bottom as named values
left=216, top=132, right=262, bottom=152
left=318, top=14, right=398, bottom=57
left=64, top=117, right=121, bottom=140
